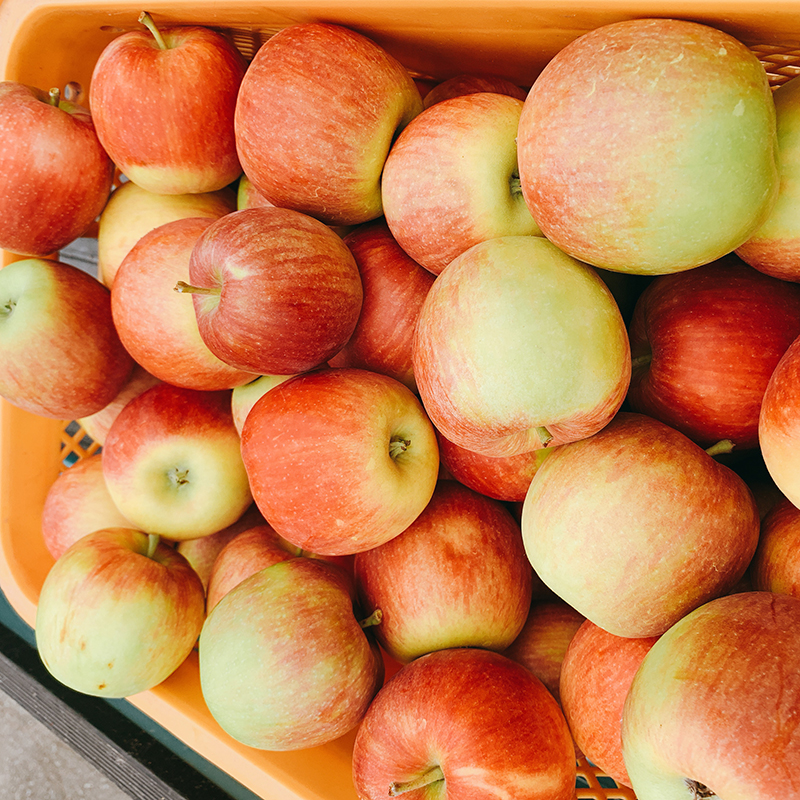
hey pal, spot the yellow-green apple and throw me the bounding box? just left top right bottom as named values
left=737, top=74, right=800, bottom=281
left=89, top=13, right=245, bottom=195
left=382, top=92, right=541, bottom=275
left=501, top=596, right=586, bottom=706
left=351, top=647, right=577, bottom=800
left=41, top=453, right=136, bottom=560
left=36, top=527, right=205, bottom=698
left=236, top=173, right=274, bottom=210
left=111, top=217, right=257, bottom=391
left=176, top=503, right=265, bottom=593
left=0, top=258, right=134, bottom=419
left=102, top=383, right=253, bottom=541
left=327, top=220, right=434, bottom=392
left=436, top=429, right=556, bottom=502
left=627, top=255, right=800, bottom=450
left=78, top=363, right=162, bottom=445
left=240, top=367, right=439, bottom=556
left=522, top=412, right=760, bottom=637
left=0, top=81, right=114, bottom=257
left=423, top=73, right=527, bottom=108
left=621, top=591, right=800, bottom=800
left=517, top=18, right=778, bottom=275
left=230, top=374, right=297, bottom=435
left=198, top=557, right=383, bottom=750
left=234, top=22, right=423, bottom=226
left=750, top=495, right=800, bottom=596
left=96, top=179, right=236, bottom=287
left=759, top=333, right=800, bottom=508
left=177, top=207, right=363, bottom=375
left=354, top=480, right=532, bottom=663
left=559, top=620, right=659, bottom=788
left=413, top=235, right=631, bottom=457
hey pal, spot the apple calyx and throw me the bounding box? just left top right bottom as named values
left=536, top=425, right=553, bottom=447
left=389, top=435, right=412, bottom=460
left=686, top=779, right=719, bottom=799
left=704, top=439, right=734, bottom=458
left=174, top=281, right=221, bottom=297
left=358, top=608, right=383, bottom=629
left=0, top=298, right=16, bottom=317
left=509, top=170, right=523, bottom=198
left=145, top=532, right=160, bottom=560
left=389, top=765, right=445, bottom=796
left=138, top=11, right=168, bottom=50
left=169, top=466, right=191, bottom=488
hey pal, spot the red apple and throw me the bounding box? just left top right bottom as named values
left=96, top=179, right=236, bottom=287
left=327, top=220, right=434, bottom=392
left=627, top=254, right=800, bottom=450
left=89, top=13, right=245, bottom=194
left=198, top=557, right=383, bottom=750
left=234, top=22, right=423, bottom=226
left=35, top=527, right=205, bottom=698
left=351, top=647, right=577, bottom=800
left=0, top=258, right=134, bottom=419
left=423, top=73, right=528, bottom=108
left=517, top=18, right=778, bottom=274
left=102, top=383, right=253, bottom=541
left=41, top=453, right=136, bottom=560
left=621, top=591, right=800, bottom=799
left=177, top=207, right=363, bottom=375
left=0, top=81, right=114, bottom=257
left=382, top=92, right=541, bottom=275
left=111, top=216, right=258, bottom=391
left=750, top=495, right=800, bottom=597
left=354, top=480, right=533, bottom=663
left=413, top=235, right=631, bottom=457
left=522, top=412, right=760, bottom=637
left=240, top=368, right=439, bottom=556
left=559, top=620, right=658, bottom=788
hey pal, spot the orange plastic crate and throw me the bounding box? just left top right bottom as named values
left=1, top=1, right=797, bottom=797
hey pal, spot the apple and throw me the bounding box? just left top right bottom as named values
left=517, top=18, right=779, bottom=274
left=327, top=220, right=435, bottom=392
left=0, top=257, right=134, bottom=419
left=240, top=367, right=439, bottom=556
left=436, top=429, right=555, bottom=502
left=234, top=22, right=423, bottom=226
left=351, top=647, right=577, bottom=800
left=89, top=12, right=245, bottom=194
left=559, top=620, right=659, bottom=788
left=759, top=333, right=800, bottom=508
left=737, top=74, right=800, bottom=282
left=230, top=373, right=297, bottom=435
left=41, top=453, right=136, bottom=560
left=354, top=479, right=533, bottom=663
left=199, top=557, right=383, bottom=750
left=621, top=591, right=800, bottom=799
left=423, top=73, right=528, bottom=108
left=36, top=527, right=205, bottom=698
left=381, top=92, right=542, bottom=275
left=750, top=495, right=800, bottom=597
left=522, top=412, right=760, bottom=638
left=176, top=206, right=363, bottom=375
left=413, top=235, right=631, bottom=457
left=111, top=216, right=258, bottom=391
left=0, top=81, right=114, bottom=257
left=102, top=382, right=253, bottom=542
left=501, top=596, right=586, bottom=705
left=96, top=178, right=236, bottom=287
left=78, top=363, right=162, bottom=446
left=627, top=254, right=800, bottom=450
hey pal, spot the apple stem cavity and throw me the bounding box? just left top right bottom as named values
left=536, top=426, right=554, bottom=447
left=138, top=11, right=168, bottom=50
left=705, top=439, right=735, bottom=458
left=631, top=352, right=653, bottom=370
left=389, top=435, right=412, bottom=460
left=389, top=765, right=445, bottom=796
left=686, top=779, right=719, bottom=799
left=47, top=87, right=60, bottom=107
left=358, top=609, right=383, bottom=629
left=145, top=533, right=160, bottom=560
left=174, top=280, right=221, bottom=296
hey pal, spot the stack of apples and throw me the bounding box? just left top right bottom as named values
left=3, top=10, right=800, bottom=800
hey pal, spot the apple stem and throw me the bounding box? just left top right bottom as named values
left=536, top=426, right=553, bottom=447
left=174, top=281, right=221, bottom=296
left=48, top=87, right=60, bottom=107
left=389, top=765, right=445, bottom=796
left=389, top=435, right=412, bottom=460
left=358, top=609, right=383, bottom=629
left=705, top=439, right=734, bottom=458
left=145, top=533, right=160, bottom=560
left=138, top=11, right=168, bottom=50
